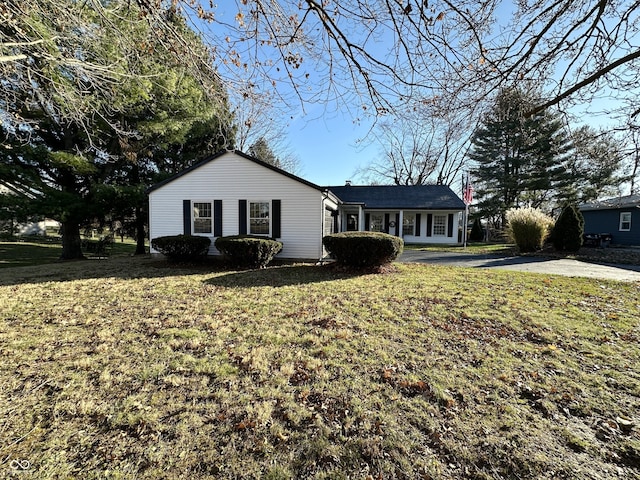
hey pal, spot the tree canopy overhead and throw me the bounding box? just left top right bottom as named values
left=226, top=0, right=640, bottom=121
left=3, top=0, right=639, bottom=125
left=1, top=0, right=235, bottom=259
left=0, top=0, right=232, bottom=140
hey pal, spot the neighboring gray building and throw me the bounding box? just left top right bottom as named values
left=579, top=195, right=640, bottom=246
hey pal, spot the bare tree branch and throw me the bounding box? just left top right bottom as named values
left=531, top=48, right=640, bottom=115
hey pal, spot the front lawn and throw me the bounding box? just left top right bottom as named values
left=0, top=237, right=63, bottom=268
left=405, top=242, right=517, bottom=256
left=0, top=237, right=141, bottom=268
left=1, top=257, right=638, bottom=479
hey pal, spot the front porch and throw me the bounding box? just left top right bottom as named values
left=338, top=206, right=462, bottom=245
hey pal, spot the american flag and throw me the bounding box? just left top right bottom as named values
left=463, top=176, right=474, bottom=205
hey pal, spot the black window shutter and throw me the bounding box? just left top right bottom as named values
left=415, top=214, right=421, bottom=236
left=448, top=213, right=454, bottom=237
left=272, top=200, right=281, bottom=238
left=426, top=214, right=433, bottom=237
left=239, top=200, right=247, bottom=234
left=395, top=213, right=400, bottom=236
left=365, top=213, right=370, bottom=231
left=183, top=200, right=191, bottom=235
left=384, top=213, right=390, bottom=233
left=214, top=200, right=223, bottom=237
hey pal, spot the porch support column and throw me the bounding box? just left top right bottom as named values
left=358, top=206, right=364, bottom=231
left=398, top=210, right=404, bottom=238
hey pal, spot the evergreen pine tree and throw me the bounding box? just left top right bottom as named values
left=469, top=218, right=484, bottom=242
left=0, top=4, right=234, bottom=259
left=248, top=138, right=281, bottom=168
left=552, top=205, right=584, bottom=252
left=468, top=88, right=572, bottom=228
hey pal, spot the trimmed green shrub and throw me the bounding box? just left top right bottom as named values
left=214, top=235, right=283, bottom=268
left=323, top=231, right=404, bottom=268
left=469, top=218, right=484, bottom=242
left=552, top=205, right=584, bottom=252
left=505, top=207, right=554, bottom=253
left=151, top=234, right=211, bottom=261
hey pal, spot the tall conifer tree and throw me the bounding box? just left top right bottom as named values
left=0, top=3, right=234, bottom=258
left=468, top=88, right=572, bottom=228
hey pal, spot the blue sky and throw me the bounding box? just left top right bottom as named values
left=285, top=110, right=378, bottom=187
left=198, top=2, right=632, bottom=190
left=280, top=89, right=626, bottom=188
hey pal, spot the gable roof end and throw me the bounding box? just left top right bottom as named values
left=147, top=150, right=326, bottom=194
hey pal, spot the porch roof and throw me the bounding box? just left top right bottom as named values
left=327, top=185, right=465, bottom=210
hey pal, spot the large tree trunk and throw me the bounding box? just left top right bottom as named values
left=60, top=221, right=85, bottom=260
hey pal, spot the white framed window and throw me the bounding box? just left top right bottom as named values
left=620, top=212, right=632, bottom=231
left=249, top=201, right=270, bottom=235
left=193, top=202, right=212, bottom=234
left=370, top=214, right=384, bottom=232
left=403, top=213, right=415, bottom=236
left=433, top=214, right=446, bottom=236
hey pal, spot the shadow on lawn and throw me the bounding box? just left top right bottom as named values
left=203, top=263, right=359, bottom=288
left=0, top=255, right=360, bottom=287
left=0, top=255, right=224, bottom=286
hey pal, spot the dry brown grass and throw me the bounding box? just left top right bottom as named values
left=1, top=256, right=639, bottom=479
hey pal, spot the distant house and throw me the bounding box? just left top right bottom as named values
left=579, top=195, right=640, bottom=246
left=148, top=150, right=466, bottom=260
left=0, top=181, right=60, bottom=236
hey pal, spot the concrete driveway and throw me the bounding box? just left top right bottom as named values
left=399, top=250, right=640, bottom=282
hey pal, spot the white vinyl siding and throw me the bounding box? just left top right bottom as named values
left=401, top=211, right=462, bottom=245
left=149, top=152, right=327, bottom=259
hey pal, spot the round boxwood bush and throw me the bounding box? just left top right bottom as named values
left=214, top=235, right=283, bottom=268
left=151, top=234, right=211, bottom=261
left=323, top=231, right=404, bottom=268
left=551, top=205, right=584, bottom=252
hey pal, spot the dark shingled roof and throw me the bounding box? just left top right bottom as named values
left=579, top=194, right=640, bottom=211
left=327, top=185, right=465, bottom=210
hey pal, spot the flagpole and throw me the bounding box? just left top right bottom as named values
left=463, top=174, right=468, bottom=249
left=463, top=202, right=469, bottom=249
left=462, top=173, right=472, bottom=249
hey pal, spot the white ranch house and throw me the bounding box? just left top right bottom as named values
left=148, top=150, right=466, bottom=260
